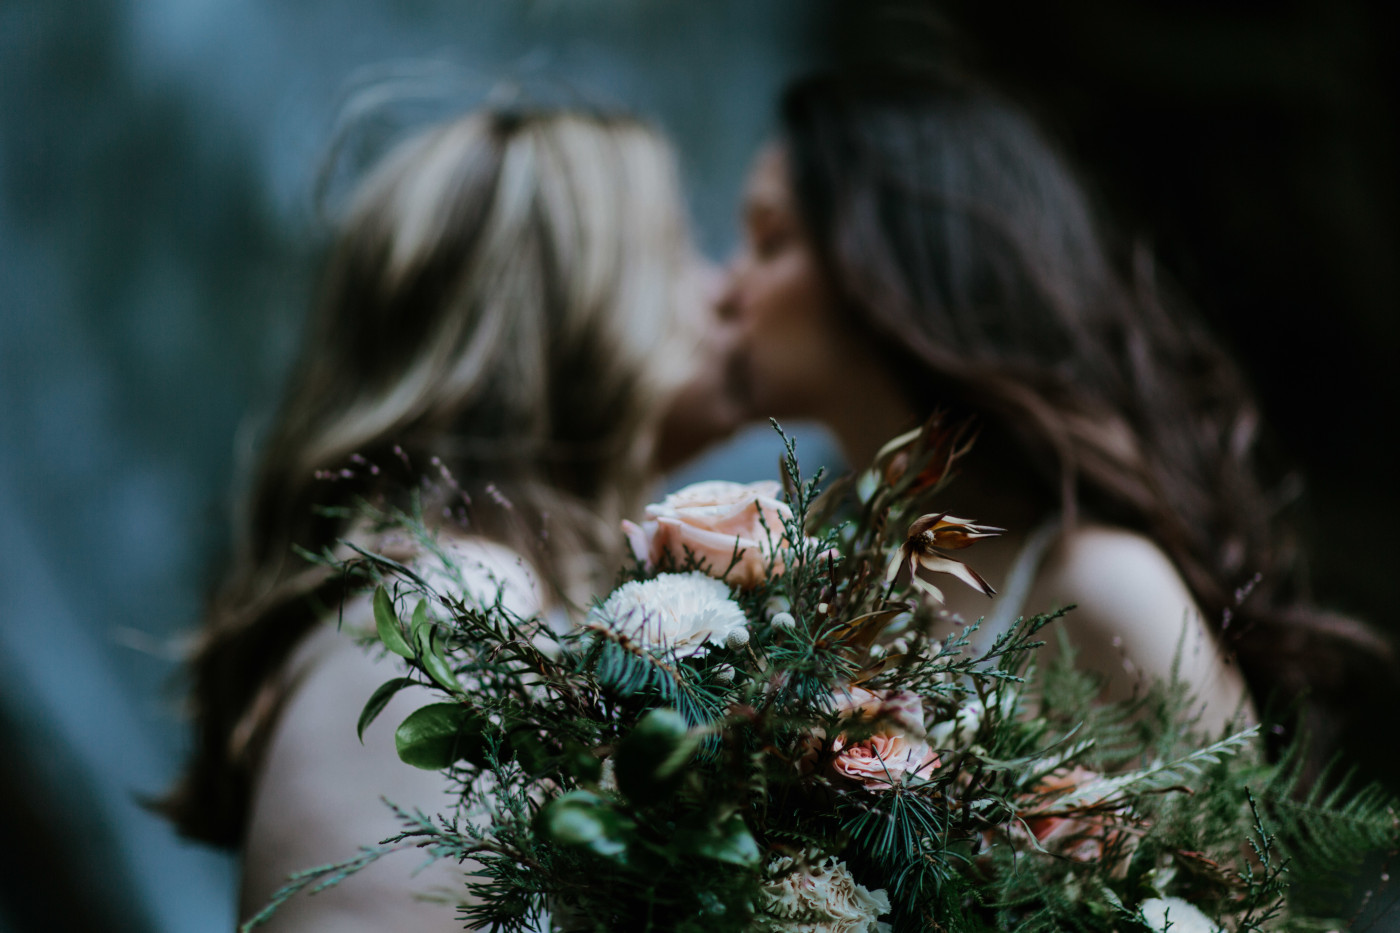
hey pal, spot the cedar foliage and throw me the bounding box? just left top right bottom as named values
left=248, top=424, right=1398, bottom=932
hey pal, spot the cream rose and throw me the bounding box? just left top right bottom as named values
left=758, top=857, right=892, bottom=933
left=819, top=687, right=940, bottom=791
left=587, top=571, right=749, bottom=658
left=623, top=480, right=804, bottom=589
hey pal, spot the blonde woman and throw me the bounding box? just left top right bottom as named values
left=160, top=108, right=713, bottom=931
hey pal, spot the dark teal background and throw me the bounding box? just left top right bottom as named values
left=1, top=1, right=1395, bottom=930
left=0, top=3, right=822, bottom=928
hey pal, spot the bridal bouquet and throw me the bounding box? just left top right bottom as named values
left=251, top=422, right=1398, bottom=932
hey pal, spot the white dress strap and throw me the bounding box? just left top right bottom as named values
left=970, top=517, right=1062, bottom=654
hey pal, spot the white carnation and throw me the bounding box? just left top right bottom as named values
left=1138, top=897, right=1221, bottom=933
left=758, top=857, right=892, bottom=933
left=589, top=572, right=749, bottom=657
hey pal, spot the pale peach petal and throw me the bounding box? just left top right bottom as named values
left=824, top=687, right=938, bottom=790
left=654, top=498, right=753, bottom=535
left=831, top=733, right=940, bottom=789
left=884, top=549, right=905, bottom=584
left=656, top=519, right=771, bottom=588
left=629, top=480, right=811, bottom=590
left=911, top=574, right=947, bottom=603
left=647, top=481, right=790, bottom=535
left=915, top=553, right=995, bottom=598
left=621, top=519, right=655, bottom=568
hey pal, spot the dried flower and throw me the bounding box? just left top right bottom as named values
left=869, top=412, right=977, bottom=497
left=758, top=857, right=892, bottom=933
left=589, top=572, right=748, bottom=658
left=886, top=512, right=1002, bottom=603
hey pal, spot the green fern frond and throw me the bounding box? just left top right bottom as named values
left=1054, top=728, right=1258, bottom=808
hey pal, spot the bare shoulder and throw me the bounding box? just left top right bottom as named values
left=240, top=599, right=469, bottom=932
left=1036, top=525, right=1195, bottom=616
left=414, top=534, right=544, bottom=617
left=239, top=534, right=541, bottom=931
left=238, top=535, right=543, bottom=924
left=1030, top=524, right=1252, bottom=732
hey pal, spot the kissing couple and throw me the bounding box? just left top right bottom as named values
left=162, top=63, right=1376, bottom=932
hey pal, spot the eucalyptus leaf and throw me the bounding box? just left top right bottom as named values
left=565, top=742, right=603, bottom=784
left=538, top=791, right=633, bottom=859
left=356, top=677, right=416, bottom=743
left=615, top=707, right=700, bottom=805
left=681, top=813, right=760, bottom=867
left=416, top=625, right=461, bottom=695
left=410, top=598, right=430, bottom=644
left=507, top=726, right=551, bottom=775
left=372, top=586, right=413, bottom=659
left=394, top=702, right=485, bottom=770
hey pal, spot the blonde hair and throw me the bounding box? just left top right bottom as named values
left=162, top=108, right=701, bottom=845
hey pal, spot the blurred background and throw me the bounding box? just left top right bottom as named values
left=0, top=1, right=1395, bottom=930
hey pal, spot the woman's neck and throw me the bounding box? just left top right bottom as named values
left=824, top=367, right=922, bottom=472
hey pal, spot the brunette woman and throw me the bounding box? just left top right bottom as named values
left=716, top=67, right=1390, bottom=751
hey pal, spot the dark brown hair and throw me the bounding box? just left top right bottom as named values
left=779, top=67, right=1392, bottom=764
left=159, top=108, right=701, bottom=846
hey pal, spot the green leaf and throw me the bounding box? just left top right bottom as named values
left=357, top=677, right=416, bottom=743
left=394, top=702, right=485, bottom=770
left=372, top=587, right=413, bottom=659
left=409, top=598, right=430, bottom=644
left=615, top=708, right=700, bottom=806
left=403, top=600, right=460, bottom=695
left=681, top=813, right=761, bottom=867
left=537, top=791, right=633, bottom=859
left=506, top=726, right=551, bottom=775
left=414, top=624, right=461, bottom=695
left=565, top=742, right=603, bottom=784
left=1055, top=727, right=1259, bottom=808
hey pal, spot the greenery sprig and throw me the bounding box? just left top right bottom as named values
left=249, top=423, right=1399, bottom=932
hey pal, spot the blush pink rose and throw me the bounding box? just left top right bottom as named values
left=819, top=687, right=940, bottom=791
left=1016, top=766, right=1121, bottom=863
left=832, top=686, right=927, bottom=734
left=623, top=480, right=802, bottom=589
